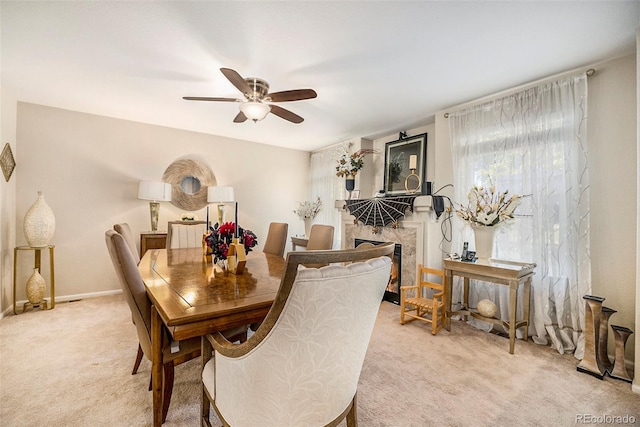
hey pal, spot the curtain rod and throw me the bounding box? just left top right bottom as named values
left=443, top=68, right=595, bottom=118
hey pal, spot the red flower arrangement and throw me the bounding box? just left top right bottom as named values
left=204, top=222, right=258, bottom=263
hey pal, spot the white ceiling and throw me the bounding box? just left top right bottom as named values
left=2, top=1, right=638, bottom=152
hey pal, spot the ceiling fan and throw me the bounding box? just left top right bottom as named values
left=183, top=68, right=317, bottom=124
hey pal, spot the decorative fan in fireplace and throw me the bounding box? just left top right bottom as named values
left=346, top=196, right=418, bottom=233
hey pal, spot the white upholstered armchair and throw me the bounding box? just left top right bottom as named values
left=200, top=243, right=395, bottom=427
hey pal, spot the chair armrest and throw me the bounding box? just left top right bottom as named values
left=400, top=285, right=418, bottom=294
left=433, top=291, right=444, bottom=299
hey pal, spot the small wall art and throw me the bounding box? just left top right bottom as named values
left=1, top=143, right=16, bottom=182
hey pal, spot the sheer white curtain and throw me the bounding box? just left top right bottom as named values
left=309, top=144, right=346, bottom=248
left=449, top=73, right=590, bottom=357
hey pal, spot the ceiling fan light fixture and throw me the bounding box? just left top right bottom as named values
left=239, top=102, right=270, bottom=122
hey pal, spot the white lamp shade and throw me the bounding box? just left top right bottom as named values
left=138, top=181, right=171, bottom=202
left=207, top=186, right=235, bottom=203
left=239, top=102, right=271, bottom=121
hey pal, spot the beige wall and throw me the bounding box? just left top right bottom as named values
left=434, top=54, right=638, bottom=374
left=7, top=103, right=310, bottom=310
left=588, top=54, right=637, bottom=368
left=0, top=88, right=17, bottom=317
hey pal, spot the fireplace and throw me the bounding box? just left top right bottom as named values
left=355, top=239, right=402, bottom=304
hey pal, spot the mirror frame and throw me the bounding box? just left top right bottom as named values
left=162, top=158, right=216, bottom=211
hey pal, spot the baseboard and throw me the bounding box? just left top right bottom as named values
left=1, top=289, right=123, bottom=319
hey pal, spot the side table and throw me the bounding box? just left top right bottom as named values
left=13, top=245, right=55, bottom=315
left=291, top=236, right=308, bottom=251
left=443, top=258, right=535, bottom=354
left=140, top=232, right=167, bottom=258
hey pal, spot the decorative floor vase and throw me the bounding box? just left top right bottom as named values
left=24, top=191, right=56, bottom=247
left=26, top=267, right=46, bottom=304
left=472, top=225, right=495, bottom=260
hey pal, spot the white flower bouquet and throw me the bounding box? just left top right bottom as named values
left=294, top=197, right=322, bottom=220
left=455, top=185, right=522, bottom=227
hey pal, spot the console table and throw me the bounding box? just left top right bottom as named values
left=140, top=232, right=167, bottom=257
left=13, top=245, right=55, bottom=314
left=443, top=258, right=535, bottom=354
left=291, top=236, right=308, bottom=251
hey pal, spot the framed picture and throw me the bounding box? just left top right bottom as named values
left=349, top=190, right=360, bottom=200
left=1, top=143, right=16, bottom=182
left=383, top=133, right=427, bottom=196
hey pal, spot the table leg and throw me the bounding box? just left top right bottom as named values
left=151, top=305, right=163, bottom=427
left=523, top=276, right=531, bottom=341
left=508, top=280, right=517, bottom=354
left=13, top=247, right=18, bottom=315
left=462, top=277, right=470, bottom=321
left=445, top=269, right=453, bottom=331
left=49, top=246, right=55, bottom=309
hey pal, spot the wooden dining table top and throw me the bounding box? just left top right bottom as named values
left=139, top=247, right=286, bottom=340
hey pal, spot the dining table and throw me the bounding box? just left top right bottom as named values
left=138, top=247, right=286, bottom=426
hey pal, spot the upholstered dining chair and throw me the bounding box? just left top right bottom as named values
left=200, top=242, right=395, bottom=427
left=262, top=222, right=288, bottom=257
left=105, top=230, right=247, bottom=423
left=113, top=223, right=140, bottom=264
left=166, top=220, right=208, bottom=249
left=305, top=224, right=334, bottom=250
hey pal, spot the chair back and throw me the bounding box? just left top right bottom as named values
left=262, top=222, right=288, bottom=257
left=418, top=264, right=445, bottom=293
left=166, top=220, right=207, bottom=249
left=206, top=243, right=394, bottom=426
left=113, top=223, right=140, bottom=264
left=105, top=230, right=152, bottom=356
left=305, top=224, right=334, bottom=250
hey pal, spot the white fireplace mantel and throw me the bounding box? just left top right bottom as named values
left=335, top=195, right=433, bottom=291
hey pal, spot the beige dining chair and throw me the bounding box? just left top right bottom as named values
left=306, top=224, right=334, bottom=250
left=166, top=220, right=207, bottom=249
left=113, top=223, right=140, bottom=264
left=262, top=222, right=288, bottom=257
left=200, top=242, right=395, bottom=427
left=105, top=229, right=247, bottom=423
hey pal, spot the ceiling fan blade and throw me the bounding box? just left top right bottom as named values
left=183, top=96, right=240, bottom=102
left=233, top=111, right=248, bottom=123
left=267, top=89, right=317, bottom=102
left=270, top=105, right=304, bottom=124
left=220, top=68, right=253, bottom=95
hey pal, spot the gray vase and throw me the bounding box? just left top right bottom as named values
left=23, top=191, right=56, bottom=247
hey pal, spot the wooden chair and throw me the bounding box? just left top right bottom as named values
left=201, top=243, right=395, bottom=427
left=400, top=264, right=446, bottom=335
left=262, top=222, right=288, bottom=257
left=306, top=224, right=334, bottom=250
left=166, top=220, right=207, bottom=249
left=105, top=230, right=247, bottom=423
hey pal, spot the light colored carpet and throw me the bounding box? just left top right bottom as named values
left=0, top=294, right=638, bottom=426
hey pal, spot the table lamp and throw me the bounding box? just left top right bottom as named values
left=138, top=181, right=171, bottom=232
left=207, top=186, right=235, bottom=227
left=206, top=186, right=245, bottom=274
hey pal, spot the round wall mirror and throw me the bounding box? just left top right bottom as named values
left=180, top=176, right=202, bottom=195
left=163, top=158, right=216, bottom=211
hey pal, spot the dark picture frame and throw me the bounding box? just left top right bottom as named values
left=383, top=133, right=427, bottom=196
